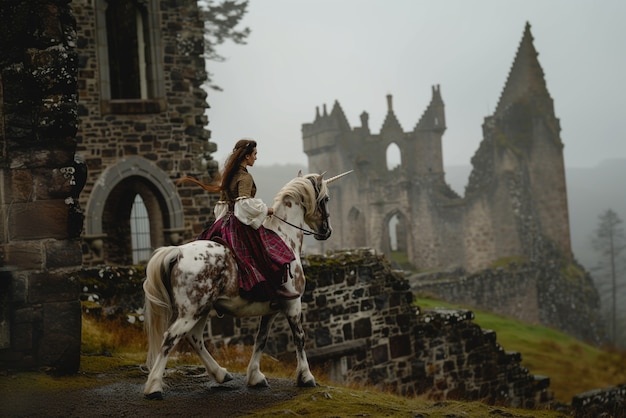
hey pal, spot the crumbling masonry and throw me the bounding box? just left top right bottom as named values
left=303, top=23, right=569, bottom=274
left=302, top=23, right=603, bottom=342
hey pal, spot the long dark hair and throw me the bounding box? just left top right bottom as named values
left=176, top=139, right=257, bottom=192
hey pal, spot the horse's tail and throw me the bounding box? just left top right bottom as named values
left=143, top=246, right=180, bottom=371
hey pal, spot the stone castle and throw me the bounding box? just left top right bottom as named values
left=303, top=23, right=571, bottom=274
left=1, top=0, right=217, bottom=372
left=72, top=0, right=220, bottom=267
left=1, top=1, right=603, bottom=387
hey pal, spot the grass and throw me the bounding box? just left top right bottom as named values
left=4, top=303, right=618, bottom=417
left=80, top=301, right=626, bottom=404
left=248, top=387, right=565, bottom=417
left=81, top=315, right=147, bottom=355
left=1, top=354, right=567, bottom=418
left=416, top=296, right=626, bottom=402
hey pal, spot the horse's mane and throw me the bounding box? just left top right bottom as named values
left=274, top=174, right=328, bottom=220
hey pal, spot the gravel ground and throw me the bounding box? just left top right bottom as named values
left=0, top=367, right=304, bottom=418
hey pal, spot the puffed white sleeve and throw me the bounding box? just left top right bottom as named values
left=213, top=201, right=229, bottom=221
left=234, top=196, right=268, bottom=229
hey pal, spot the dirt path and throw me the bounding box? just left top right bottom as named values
left=1, top=368, right=304, bottom=418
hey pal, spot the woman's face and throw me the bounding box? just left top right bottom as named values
left=244, top=147, right=257, bottom=167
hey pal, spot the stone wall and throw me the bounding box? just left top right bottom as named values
left=204, top=249, right=552, bottom=408
left=411, top=243, right=605, bottom=344
left=0, top=0, right=85, bottom=373
left=75, top=252, right=553, bottom=407
left=572, top=384, right=626, bottom=418
left=72, top=0, right=219, bottom=265
left=77, top=250, right=623, bottom=413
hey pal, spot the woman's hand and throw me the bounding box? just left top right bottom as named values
left=267, top=207, right=274, bottom=216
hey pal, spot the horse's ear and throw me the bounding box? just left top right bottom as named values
left=297, top=170, right=303, bottom=177
left=315, top=172, right=327, bottom=187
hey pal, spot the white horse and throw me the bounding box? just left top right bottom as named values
left=142, top=171, right=351, bottom=399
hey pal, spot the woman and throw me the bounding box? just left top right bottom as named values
left=178, top=139, right=299, bottom=302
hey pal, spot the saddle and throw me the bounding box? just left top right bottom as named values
left=209, top=236, right=277, bottom=303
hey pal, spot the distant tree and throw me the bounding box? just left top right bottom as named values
left=592, top=209, right=626, bottom=345
left=199, top=0, right=250, bottom=91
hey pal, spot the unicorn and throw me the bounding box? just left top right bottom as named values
left=142, top=171, right=352, bottom=399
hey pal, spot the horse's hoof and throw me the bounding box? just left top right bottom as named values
left=250, top=379, right=269, bottom=388
left=223, top=372, right=234, bottom=383
left=144, top=391, right=164, bottom=400
left=298, top=378, right=317, bottom=388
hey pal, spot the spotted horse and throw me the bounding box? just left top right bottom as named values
left=142, top=171, right=352, bottom=399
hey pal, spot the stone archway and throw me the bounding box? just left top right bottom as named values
left=382, top=210, right=411, bottom=270
left=84, top=156, right=184, bottom=263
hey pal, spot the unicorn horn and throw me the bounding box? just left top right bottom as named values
left=326, top=170, right=354, bottom=184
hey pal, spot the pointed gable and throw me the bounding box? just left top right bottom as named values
left=495, top=22, right=552, bottom=116
left=414, top=85, right=446, bottom=132
left=380, top=94, right=403, bottom=133
left=329, top=100, right=351, bottom=132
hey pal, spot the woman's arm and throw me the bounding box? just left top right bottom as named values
left=234, top=197, right=270, bottom=229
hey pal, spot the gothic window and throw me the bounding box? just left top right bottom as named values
left=96, top=0, right=165, bottom=113
left=106, top=0, right=148, bottom=99
left=100, top=177, right=164, bottom=265
left=386, top=143, right=401, bottom=171
left=85, top=157, right=184, bottom=265
left=388, top=214, right=399, bottom=251
left=130, top=194, right=152, bottom=264
left=384, top=211, right=410, bottom=269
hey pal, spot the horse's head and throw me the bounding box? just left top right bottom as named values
left=300, top=170, right=352, bottom=241
left=274, top=170, right=352, bottom=241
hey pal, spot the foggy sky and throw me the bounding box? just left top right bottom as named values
left=205, top=0, right=626, bottom=170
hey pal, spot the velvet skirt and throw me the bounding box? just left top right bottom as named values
left=198, top=214, right=296, bottom=301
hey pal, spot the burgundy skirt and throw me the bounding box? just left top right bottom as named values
left=198, top=214, right=296, bottom=301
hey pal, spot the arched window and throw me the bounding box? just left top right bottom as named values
left=383, top=211, right=412, bottom=270
left=96, top=0, right=166, bottom=113
left=130, top=194, right=152, bottom=264
left=106, top=0, right=149, bottom=99
left=386, top=143, right=401, bottom=171
left=85, top=157, right=184, bottom=264
left=388, top=213, right=399, bottom=251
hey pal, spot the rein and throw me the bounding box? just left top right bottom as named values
left=272, top=215, right=317, bottom=236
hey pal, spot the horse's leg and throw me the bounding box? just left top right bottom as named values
left=284, top=301, right=316, bottom=387
left=185, top=315, right=233, bottom=384
left=246, top=313, right=277, bottom=387
left=143, top=316, right=198, bottom=399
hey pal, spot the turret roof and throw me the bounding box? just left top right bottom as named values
left=495, top=22, right=552, bottom=116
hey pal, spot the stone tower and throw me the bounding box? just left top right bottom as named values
left=302, top=23, right=572, bottom=273
left=73, top=0, right=219, bottom=266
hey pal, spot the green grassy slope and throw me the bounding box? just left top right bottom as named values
left=416, top=296, right=626, bottom=403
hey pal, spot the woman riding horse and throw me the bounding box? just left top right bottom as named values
left=179, top=138, right=299, bottom=302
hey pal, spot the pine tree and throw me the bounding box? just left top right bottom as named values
left=199, top=0, right=251, bottom=91
left=592, top=209, right=626, bottom=345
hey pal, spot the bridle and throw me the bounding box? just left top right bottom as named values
left=272, top=171, right=352, bottom=237
left=273, top=176, right=329, bottom=237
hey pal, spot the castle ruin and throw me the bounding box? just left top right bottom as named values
left=1, top=0, right=217, bottom=372
left=303, top=23, right=571, bottom=274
